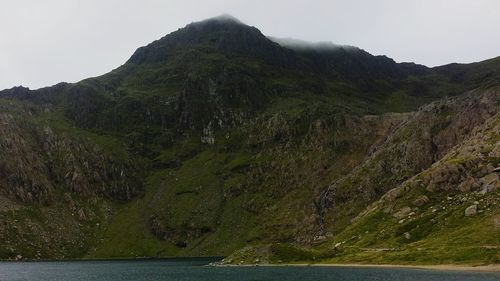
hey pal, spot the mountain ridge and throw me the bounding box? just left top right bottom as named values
left=0, top=16, right=498, bottom=264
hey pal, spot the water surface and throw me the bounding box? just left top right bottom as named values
left=0, top=258, right=498, bottom=281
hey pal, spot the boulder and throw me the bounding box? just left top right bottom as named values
left=458, top=177, right=480, bottom=192
left=464, top=205, right=477, bottom=217
left=393, top=206, right=411, bottom=219
left=479, top=173, right=499, bottom=192
left=413, top=195, right=430, bottom=207
left=383, top=186, right=406, bottom=202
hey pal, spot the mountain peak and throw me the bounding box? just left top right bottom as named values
left=127, top=14, right=290, bottom=65
left=195, top=14, right=244, bottom=25
left=181, top=14, right=251, bottom=34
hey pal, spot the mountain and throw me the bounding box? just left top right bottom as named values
left=0, top=15, right=498, bottom=264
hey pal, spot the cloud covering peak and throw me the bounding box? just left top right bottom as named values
left=268, top=37, right=358, bottom=52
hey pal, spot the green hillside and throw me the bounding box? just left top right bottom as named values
left=0, top=16, right=498, bottom=264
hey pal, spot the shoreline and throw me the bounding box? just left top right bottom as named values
left=313, top=263, right=500, bottom=272
left=0, top=256, right=223, bottom=263
left=219, top=263, right=500, bottom=272
left=1, top=257, right=498, bottom=273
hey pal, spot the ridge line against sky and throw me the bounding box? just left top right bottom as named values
left=1, top=0, right=500, bottom=90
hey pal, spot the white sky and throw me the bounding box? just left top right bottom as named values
left=1, top=0, right=500, bottom=90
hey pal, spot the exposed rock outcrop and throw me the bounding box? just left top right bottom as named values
left=0, top=102, right=143, bottom=203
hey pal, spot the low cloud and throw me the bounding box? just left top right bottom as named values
left=268, top=37, right=358, bottom=52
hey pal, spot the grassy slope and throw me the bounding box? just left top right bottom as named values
left=87, top=109, right=405, bottom=258
left=89, top=149, right=256, bottom=258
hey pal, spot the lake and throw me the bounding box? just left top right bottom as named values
left=0, top=258, right=499, bottom=281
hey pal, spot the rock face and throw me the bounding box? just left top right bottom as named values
left=314, top=88, right=500, bottom=237
left=128, top=15, right=295, bottom=66
left=0, top=104, right=143, bottom=203
left=0, top=101, right=144, bottom=259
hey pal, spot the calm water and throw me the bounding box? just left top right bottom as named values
left=0, top=258, right=498, bottom=281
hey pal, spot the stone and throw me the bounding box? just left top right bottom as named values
left=494, top=215, right=500, bottom=231
left=458, top=177, right=481, bottom=192
left=383, top=186, right=405, bottom=202
left=404, top=232, right=411, bottom=240
left=478, top=185, right=488, bottom=195
left=426, top=182, right=438, bottom=192
left=464, top=205, right=477, bottom=217
left=480, top=173, right=499, bottom=192
left=77, top=208, right=86, bottom=220
left=393, top=206, right=412, bottom=219
left=413, top=195, right=430, bottom=207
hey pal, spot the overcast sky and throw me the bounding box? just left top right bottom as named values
left=1, top=0, right=500, bottom=90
